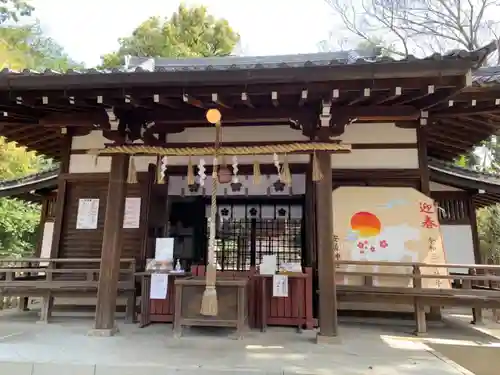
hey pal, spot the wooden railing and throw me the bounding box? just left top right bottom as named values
left=336, top=260, right=500, bottom=334
left=0, top=258, right=136, bottom=322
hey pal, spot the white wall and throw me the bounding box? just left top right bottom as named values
left=39, top=221, right=54, bottom=258
left=69, top=123, right=418, bottom=173
left=168, top=174, right=306, bottom=197
left=441, top=224, right=476, bottom=273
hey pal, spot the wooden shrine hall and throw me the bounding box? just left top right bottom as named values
left=2, top=44, right=500, bottom=340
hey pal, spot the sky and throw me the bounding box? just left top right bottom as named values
left=31, top=0, right=337, bottom=67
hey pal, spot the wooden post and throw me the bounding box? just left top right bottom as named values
left=315, top=151, right=338, bottom=342
left=91, top=154, right=129, bottom=336
left=49, top=133, right=71, bottom=258
left=467, top=195, right=482, bottom=264
left=417, top=125, right=441, bottom=320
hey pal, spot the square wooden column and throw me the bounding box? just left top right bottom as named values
left=315, top=151, right=339, bottom=342
left=91, top=154, right=129, bottom=336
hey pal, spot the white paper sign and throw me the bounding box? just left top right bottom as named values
left=260, top=254, right=277, bottom=275
left=273, top=274, right=289, bottom=297
left=155, top=238, right=174, bottom=262
left=150, top=273, right=168, bottom=299
left=123, top=197, right=141, bottom=229
left=76, top=198, right=99, bottom=229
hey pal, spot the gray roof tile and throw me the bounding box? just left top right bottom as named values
left=0, top=42, right=495, bottom=76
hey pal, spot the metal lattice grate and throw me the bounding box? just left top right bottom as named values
left=206, top=203, right=303, bottom=271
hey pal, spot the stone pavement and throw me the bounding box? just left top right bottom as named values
left=0, top=311, right=486, bottom=374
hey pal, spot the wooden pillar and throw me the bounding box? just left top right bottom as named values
left=305, top=158, right=317, bottom=268
left=467, top=194, right=482, bottom=264
left=49, top=133, right=71, bottom=258
left=417, top=126, right=430, bottom=195
left=315, top=151, right=338, bottom=341
left=417, top=125, right=441, bottom=320
left=138, top=163, right=157, bottom=268
left=92, top=154, right=129, bottom=335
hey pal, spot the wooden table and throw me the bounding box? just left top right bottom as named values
left=256, top=273, right=307, bottom=332
left=136, top=271, right=190, bottom=327
left=173, top=277, right=249, bottom=339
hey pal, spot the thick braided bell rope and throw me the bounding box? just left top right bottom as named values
left=92, top=142, right=351, bottom=157
left=200, top=121, right=221, bottom=316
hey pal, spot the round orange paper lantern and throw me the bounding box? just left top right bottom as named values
left=206, top=108, right=222, bottom=124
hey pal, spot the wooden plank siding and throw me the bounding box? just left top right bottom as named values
left=58, top=176, right=146, bottom=265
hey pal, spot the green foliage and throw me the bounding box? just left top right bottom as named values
left=0, top=23, right=84, bottom=71
left=0, top=0, right=32, bottom=24
left=0, top=138, right=45, bottom=258
left=477, top=205, right=500, bottom=264
left=99, top=4, right=240, bottom=69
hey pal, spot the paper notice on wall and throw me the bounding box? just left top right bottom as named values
left=260, top=254, right=277, bottom=275
left=273, top=274, right=289, bottom=297
left=150, top=273, right=168, bottom=299
left=76, top=198, right=99, bottom=229
left=123, top=197, right=141, bottom=229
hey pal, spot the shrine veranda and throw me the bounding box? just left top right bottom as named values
left=1, top=46, right=500, bottom=337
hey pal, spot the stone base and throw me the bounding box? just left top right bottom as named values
left=413, top=330, right=428, bottom=337
left=315, top=333, right=341, bottom=345
left=87, top=326, right=119, bottom=337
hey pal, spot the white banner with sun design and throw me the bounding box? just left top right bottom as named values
left=333, top=186, right=451, bottom=289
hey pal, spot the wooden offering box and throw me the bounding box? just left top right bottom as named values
left=173, top=277, right=248, bottom=338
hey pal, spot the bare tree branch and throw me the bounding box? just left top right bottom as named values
left=324, top=0, right=499, bottom=64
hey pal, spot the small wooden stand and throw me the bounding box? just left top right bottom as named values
left=137, top=270, right=191, bottom=327
left=173, top=277, right=249, bottom=339
left=257, top=273, right=306, bottom=332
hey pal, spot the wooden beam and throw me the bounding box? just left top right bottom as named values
left=152, top=94, right=181, bottom=109
left=375, top=87, right=402, bottom=104
left=434, top=106, right=500, bottom=117
left=39, top=110, right=110, bottom=127
left=241, top=92, right=253, bottom=108
left=93, top=154, right=129, bottom=334
left=182, top=94, right=205, bottom=109
left=315, top=151, right=338, bottom=341
left=271, top=91, right=279, bottom=107
left=299, top=90, right=308, bottom=106
left=211, top=93, right=231, bottom=109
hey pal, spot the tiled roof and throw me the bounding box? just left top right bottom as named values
left=428, top=158, right=500, bottom=186
left=473, top=66, right=500, bottom=85
left=0, top=42, right=495, bottom=76
left=0, top=165, right=59, bottom=197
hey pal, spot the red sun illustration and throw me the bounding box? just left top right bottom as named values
left=350, top=211, right=382, bottom=238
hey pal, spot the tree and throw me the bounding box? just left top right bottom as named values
left=324, top=0, right=499, bottom=63
left=0, top=138, right=45, bottom=258
left=0, top=0, right=33, bottom=24
left=99, top=4, right=240, bottom=69
left=0, top=23, right=83, bottom=71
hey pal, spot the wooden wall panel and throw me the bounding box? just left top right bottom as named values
left=59, top=178, right=144, bottom=261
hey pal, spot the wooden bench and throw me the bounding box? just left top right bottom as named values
left=0, top=258, right=136, bottom=323
left=334, top=261, right=500, bottom=335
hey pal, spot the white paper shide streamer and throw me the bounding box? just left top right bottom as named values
left=231, top=156, right=239, bottom=183
left=273, top=153, right=281, bottom=180
left=198, top=158, right=207, bottom=186
left=160, top=156, right=168, bottom=179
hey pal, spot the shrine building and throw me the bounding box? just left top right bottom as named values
left=1, top=44, right=500, bottom=339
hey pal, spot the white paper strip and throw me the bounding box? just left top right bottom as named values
left=76, top=198, right=99, bottom=229
left=150, top=273, right=168, bottom=299
left=272, top=274, right=289, bottom=297
left=123, top=197, right=141, bottom=228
